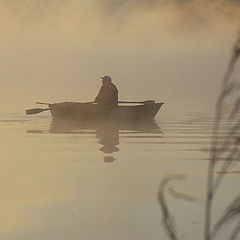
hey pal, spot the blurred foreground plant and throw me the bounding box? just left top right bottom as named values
left=158, top=30, right=240, bottom=240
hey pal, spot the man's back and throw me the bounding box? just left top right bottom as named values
left=95, top=77, right=118, bottom=110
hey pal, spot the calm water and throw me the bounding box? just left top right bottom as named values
left=0, top=102, right=239, bottom=240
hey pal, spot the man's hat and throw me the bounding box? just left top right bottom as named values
left=101, top=75, right=112, bottom=82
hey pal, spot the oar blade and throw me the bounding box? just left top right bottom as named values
left=26, top=108, right=49, bottom=115
left=35, top=102, right=50, bottom=105
left=143, top=100, right=155, bottom=105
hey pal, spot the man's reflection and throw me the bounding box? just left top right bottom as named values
left=50, top=119, right=120, bottom=162
left=48, top=119, right=160, bottom=163
left=104, top=156, right=116, bottom=163
left=96, top=126, right=119, bottom=154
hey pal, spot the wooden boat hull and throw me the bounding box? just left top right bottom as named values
left=49, top=102, right=163, bottom=121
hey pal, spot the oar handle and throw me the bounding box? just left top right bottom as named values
left=118, top=100, right=155, bottom=104
left=26, top=108, right=50, bottom=115
left=35, top=100, right=156, bottom=106
left=35, top=102, right=50, bottom=105
left=118, top=101, right=143, bottom=104
left=36, top=101, right=96, bottom=105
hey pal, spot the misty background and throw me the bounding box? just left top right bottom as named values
left=0, top=0, right=239, bottom=110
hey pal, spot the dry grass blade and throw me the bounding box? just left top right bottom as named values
left=157, top=175, right=185, bottom=240
left=213, top=151, right=240, bottom=195
left=167, top=186, right=200, bottom=203
left=229, top=219, right=240, bottom=240
left=204, top=30, right=240, bottom=240
left=158, top=30, right=240, bottom=240
left=211, top=195, right=240, bottom=239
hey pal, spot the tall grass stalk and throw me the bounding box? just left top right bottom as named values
left=158, top=30, right=240, bottom=240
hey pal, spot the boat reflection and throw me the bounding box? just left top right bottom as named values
left=49, top=118, right=161, bottom=162
left=49, top=118, right=161, bottom=134
left=27, top=119, right=161, bottom=162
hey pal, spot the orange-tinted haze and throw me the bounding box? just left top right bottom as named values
left=0, top=0, right=239, bottom=109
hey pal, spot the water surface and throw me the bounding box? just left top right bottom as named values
left=0, top=102, right=238, bottom=240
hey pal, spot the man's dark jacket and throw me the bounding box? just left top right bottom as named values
left=95, top=82, right=118, bottom=110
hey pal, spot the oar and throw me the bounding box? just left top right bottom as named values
left=35, top=101, right=96, bottom=105
left=35, top=102, right=50, bottom=105
left=26, top=108, right=50, bottom=115
left=35, top=100, right=156, bottom=105
left=27, top=101, right=95, bottom=115
left=118, top=100, right=155, bottom=105
left=28, top=100, right=155, bottom=115
left=36, top=100, right=156, bottom=105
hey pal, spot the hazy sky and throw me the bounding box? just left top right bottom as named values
left=0, top=0, right=240, bottom=108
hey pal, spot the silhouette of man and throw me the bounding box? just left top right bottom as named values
left=94, top=76, right=118, bottom=110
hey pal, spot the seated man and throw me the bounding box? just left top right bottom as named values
left=94, top=75, right=118, bottom=110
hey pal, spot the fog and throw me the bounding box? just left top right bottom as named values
left=0, top=0, right=239, bottom=109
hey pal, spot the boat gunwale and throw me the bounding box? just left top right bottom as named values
left=49, top=102, right=164, bottom=120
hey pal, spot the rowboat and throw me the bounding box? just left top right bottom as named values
left=48, top=101, right=163, bottom=121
